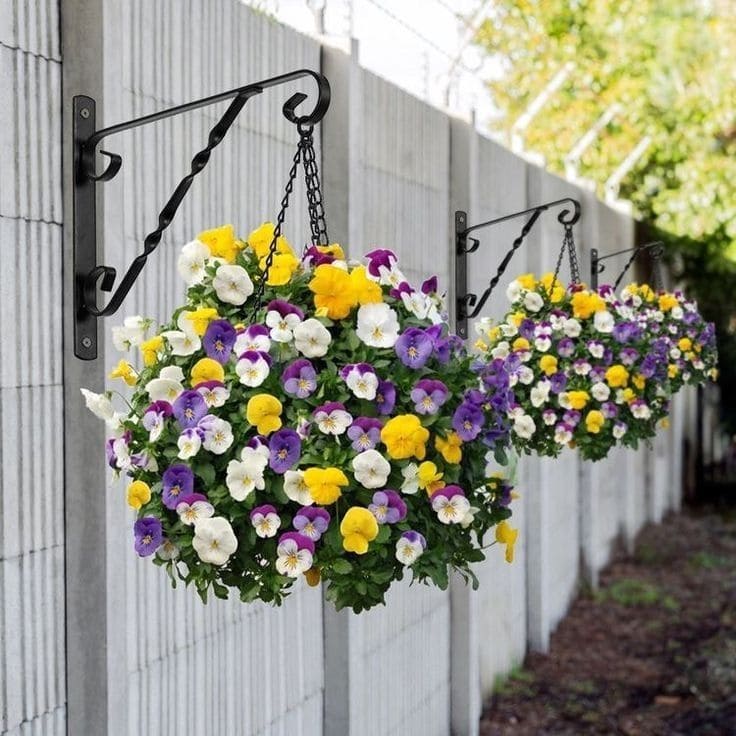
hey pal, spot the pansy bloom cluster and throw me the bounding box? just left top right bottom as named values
left=476, top=272, right=717, bottom=461
left=84, top=224, right=520, bottom=612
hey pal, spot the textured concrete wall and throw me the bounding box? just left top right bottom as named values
left=99, top=2, right=324, bottom=735
left=0, top=0, right=66, bottom=734
left=1, top=1, right=691, bottom=734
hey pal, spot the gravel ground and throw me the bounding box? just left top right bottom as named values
left=479, top=507, right=736, bottom=736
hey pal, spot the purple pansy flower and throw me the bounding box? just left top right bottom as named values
left=268, top=429, right=301, bottom=474
left=142, top=400, right=173, bottom=440
left=375, top=380, right=396, bottom=415
left=390, top=281, right=414, bottom=300
left=589, top=366, right=607, bottom=383
left=173, top=390, right=208, bottom=429
left=518, top=319, right=536, bottom=340
left=563, top=410, right=581, bottom=427
left=452, top=401, right=484, bottom=441
left=347, top=417, right=384, bottom=452
left=282, top=358, right=317, bottom=398
left=395, top=327, right=433, bottom=369
left=421, top=275, right=438, bottom=294
left=277, top=531, right=316, bottom=555
left=293, top=507, right=331, bottom=541
left=203, top=319, right=236, bottom=364
left=234, top=324, right=270, bottom=354
left=368, top=490, right=407, bottom=524
left=134, top=517, right=163, bottom=557
left=302, top=245, right=337, bottom=267
left=162, top=464, right=194, bottom=509
left=549, top=372, right=568, bottom=394
left=410, top=379, right=449, bottom=415
left=364, top=248, right=397, bottom=278
left=601, top=402, right=618, bottom=419
left=266, top=299, right=304, bottom=320
left=556, top=337, right=575, bottom=358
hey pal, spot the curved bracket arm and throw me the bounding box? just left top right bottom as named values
left=589, top=240, right=664, bottom=289
left=454, top=198, right=582, bottom=340
left=73, top=69, right=330, bottom=359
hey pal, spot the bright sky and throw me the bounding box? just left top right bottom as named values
left=243, top=0, right=499, bottom=122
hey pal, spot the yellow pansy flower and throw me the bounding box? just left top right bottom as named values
left=658, top=293, right=678, bottom=312
left=509, top=312, right=525, bottom=327
left=245, top=393, right=283, bottom=435
left=516, top=273, right=536, bottom=290
left=622, top=388, right=636, bottom=403
left=127, top=480, right=151, bottom=510
left=585, top=410, right=605, bottom=434
left=308, top=264, right=358, bottom=319
left=639, top=284, right=655, bottom=302
left=566, top=390, right=590, bottom=410
left=605, top=364, right=629, bottom=388
left=381, top=414, right=430, bottom=460
left=495, top=521, right=519, bottom=563
left=140, top=336, right=164, bottom=367
left=659, top=417, right=670, bottom=429
left=191, top=358, right=225, bottom=386
left=678, top=337, right=692, bottom=351
left=317, top=243, right=345, bottom=260
left=303, top=467, right=349, bottom=505
left=181, top=307, right=219, bottom=336
left=260, top=251, right=299, bottom=286
left=668, top=364, right=679, bottom=378
left=540, top=355, right=558, bottom=376
left=632, top=374, right=646, bottom=390
left=512, top=337, right=530, bottom=352
left=474, top=339, right=488, bottom=352
left=350, top=265, right=383, bottom=304
left=109, top=359, right=138, bottom=386
left=197, top=224, right=242, bottom=263
left=435, top=432, right=463, bottom=464
left=340, top=507, right=379, bottom=555
left=417, top=461, right=445, bottom=494
left=539, top=272, right=565, bottom=302
left=571, top=290, right=606, bottom=319
left=488, top=325, right=501, bottom=341
left=247, top=222, right=294, bottom=260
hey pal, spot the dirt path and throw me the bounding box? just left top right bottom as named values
left=479, top=508, right=736, bottom=736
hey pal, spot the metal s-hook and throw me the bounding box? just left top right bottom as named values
left=72, top=69, right=331, bottom=359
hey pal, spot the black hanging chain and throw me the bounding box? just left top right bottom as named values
left=250, top=143, right=303, bottom=319
left=298, top=123, right=330, bottom=247
left=553, top=223, right=580, bottom=287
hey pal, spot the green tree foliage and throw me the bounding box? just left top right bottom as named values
left=474, top=0, right=736, bottom=428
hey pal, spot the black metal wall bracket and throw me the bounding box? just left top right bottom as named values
left=72, top=69, right=330, bottom=360
left=454, top=198, right=581, bottom=339
left=590, top=241, right=665, bottom=290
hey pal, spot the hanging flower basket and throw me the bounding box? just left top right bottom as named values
left=84, top=224, right=520, bottom=612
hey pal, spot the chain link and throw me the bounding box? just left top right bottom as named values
left=250, top=144, right=303, bottom=320
left=553, top=224, right=581, bottom=287
left=299, top=125, right=329, bottom=247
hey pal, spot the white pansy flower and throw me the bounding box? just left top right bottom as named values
left=523, top=291, right=544, bottom=313
left=160, top=365, right=185, bottom=383
left=235, top=353, right=270, bottom=387
left=517, top=366, right=535, bottom=385
left=283, top=470, right=313, bottom=505
left=161, top=328, right=201, bottom=356
left=343, top=366, right=378, bottom=400
left=401, top=463, right=420, bottom=494
left=513, top=414, right=536, bottom=439
left=201, top=417, right=234, bottom=455
left=377, top=264, right=406, bottom=288
left=293, top=318, right=332, bottom=358
left=265, top=310, right=301, bottom=343
left=594, top=310, right=615, bottom=333
left=401, top=290, right=431, bottom=320
left=177, top=239, right=211, bottom=286
left=355, top=303, right=400, bottom=348
left=460, top=506, right=480, bottom=529
left=669, top=348, right=682, bottom=360
left=505, top=279, right=522, bottom=303
left=588, top=342, right=605, bottom=359
left=177, top=429, right=202, bottom=460
left=275, top=538, right=313, bottom=578
left=192, top=517, right=238, bottom=566
left=156, top=539, right=180, bottom=561
left=671, top=306, right=683, bottom=320
left=431, top=493, right=471, bottom=524
left=314, top=406, right=353, bottom=436
left=111, top=315, right=149, bottom=351
left=559, top=392, right=572, bottom=409
left=554, top=425, right=573, bottom=444
left=234, top=328, right=271, bottom=356
left=613, top=423, right=627, bottom=439
left=563, top=318, right=582, bottom=337
left=212, top=264, right=254, bottom=305
left=395, top=535, right=425, bottom=565
left=226, top=448, right=268, bottom=501
left=491, top=341, right=510, bottom=359
left=80, top=388, right=116, bottom=423
left=631, top=402, right=651, bottom=419
left=145, top=372, right=184, bottom=403
left=500, top=323, right=519, bottom=338
left=616, top=304, right=634, bottom=319
left=530, top=381, right=551, bottom=408
left=352, top=449, right=391, bottom=489
left=534, top=336, right=551, bottom=352
left=574, top=361, right=591, bottom=376
left=198, top=383, right=229, bottom=408
left=176, top=497, right=215, bottom=526
left=591, top=382, right=611, bottom=402
left=251, top=509, right=281, bottom=538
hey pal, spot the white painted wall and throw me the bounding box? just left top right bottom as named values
left=0, top=1, right=693, bottom=734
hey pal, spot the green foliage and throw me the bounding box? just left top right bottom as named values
left=594, top=578, right=679, bottom=610
left=474, top=0, right=736, bottom=426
